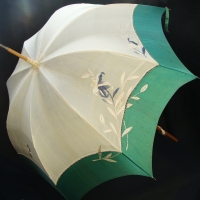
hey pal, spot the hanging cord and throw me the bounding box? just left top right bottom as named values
left=164, top=7, right=170, bottom=32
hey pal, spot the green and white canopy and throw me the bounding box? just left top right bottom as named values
left=7, top=3, right=196, bottom=200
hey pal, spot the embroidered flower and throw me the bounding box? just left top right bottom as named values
left=90, top=72, right=112, bottom=98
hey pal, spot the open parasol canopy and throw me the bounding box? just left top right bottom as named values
left=5, top=3, right=196, bottom=200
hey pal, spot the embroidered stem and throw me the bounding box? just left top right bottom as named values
left=121, top=61, right=145, bottom=90
left=106, top=89, right=121, bottom=136
left=106, top=89, right=115, bottom=106
left=123, top=121, right=129, bottom=150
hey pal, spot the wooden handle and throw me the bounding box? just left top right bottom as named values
left=7, top=48, right=28, bottom=61
left=164, top=130, right=178, bottom=142
left=157, top=126, right=178, bottom=142
left=0, top=44, right=38, bottom=68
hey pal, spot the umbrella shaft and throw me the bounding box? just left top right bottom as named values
left=7, top=48, right=28, bottom=61
left=0, top=44, right=38, bottom=68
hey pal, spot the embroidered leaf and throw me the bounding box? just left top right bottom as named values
left=98, top=145, right=102, bottom=159
left=81, top=74, right=91, bottom=78
left=142, top=47, right=146, bottom=55
left=98, top=82, right=111, bottom=87
left=117, top=102, right=123, bottom=112
left=102, top=99, right=108, bottom=103
left=104, top=153, right=112, bottom=159
left=98, top=153, right=102, bottom=160
left=104, top=130, right=112, bottom=133
left=104, top=158, right=117, bottom=163
left=113, top=87, right=120, bottom=98
left=123, top=120, right=126, bottom=128
left=107, top=100, right=113, bottom=105
left=115, top=92, right=124, bottom=106
left=117, top=105, right=125, bottom=115
left=87, top=69, right=94, bottom=77
left=102, top=99, right=113, bottom=104
left=127, top=103, right=133, bottom=108
left=92, top=159, right=99, bottom=162
left=122, top=127, right=132, bottom=137
left=107, top=107, right=117, bottom=119
left=109, top=122, right=117, bottom=134
left=99, top=90, right=106, bottom=97
left=127, top=86, right=134, bottom=98
left=100, top=115, right=105, bottom=124
left=127, top=76, right=139, bottom=81
left=98, top=145, right=101, bottom=153
left=140, top=84, right=148, bottom=92
left=127, top=38, right=138, bottom=45
left=93, top=87, right=98, bottom=95
left=131, top=96, right=140, bottom=100
left=121, top=72, right=125, bottom=86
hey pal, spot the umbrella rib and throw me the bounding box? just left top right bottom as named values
left=38, top=5, right=101, bottom=60
left=159, top=64, right=197, bottom=77
left=40, top=49, right=157, bottom=66
left=122, top=153, right=153, bottom=178
left=7, top=65, right=31, bottom=77
left=38, top=68, right=121, bottom=152
left=29, top=71, right=50, bottom=175
left=7, top=68, right=33, bottom=105
left=7, top=70, right=49, bottom=175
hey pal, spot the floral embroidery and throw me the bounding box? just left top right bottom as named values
left=81, top=69, right=140, bottom=137
left=82, top=68, right=148, bottom=155
left=122, top=84, right=148, bottom=150
left=92, top=145, right=119, bottom=163
left=127, top=38, right=138, bottom=46
left=82, top=63, right=149, bottom=162
left=116, top=23, right=147, bottom=58
left=87, top=71, right=113, bottom=97
left=127, top=38, right=147, bottom=58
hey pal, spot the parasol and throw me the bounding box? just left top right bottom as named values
left=2, top=3, right=196, bottom=200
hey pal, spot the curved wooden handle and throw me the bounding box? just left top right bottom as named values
left=157, top=126, right=178, bottom=142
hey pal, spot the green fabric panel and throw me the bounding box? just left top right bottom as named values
left=134, top=5, right=195, bottom=76
left=57, top=152, right=149, bottom=200
left=122, top=66, right=194, bottom=177
left=124, top=4, right=196, bottom=177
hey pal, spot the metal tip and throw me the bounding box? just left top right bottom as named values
left=0, top=43, right=8, bottom=50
